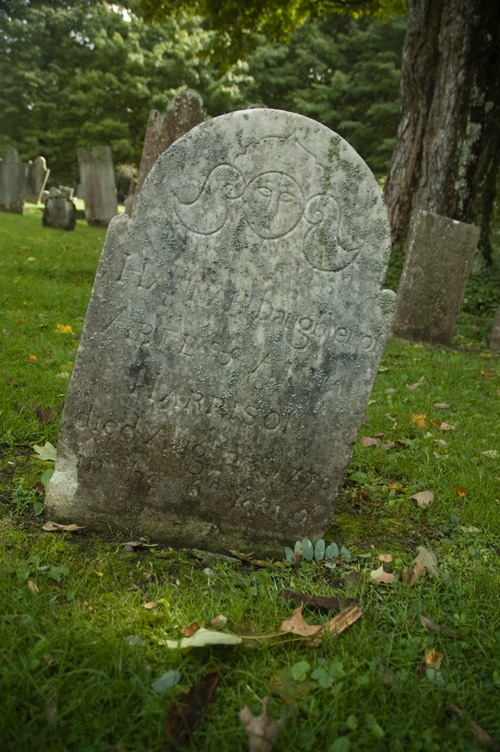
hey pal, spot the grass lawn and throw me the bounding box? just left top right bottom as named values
left=1, top=207, right=500, bottom=752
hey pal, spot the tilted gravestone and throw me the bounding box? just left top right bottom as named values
left=46, top=109, right=396, bottom=556
left=133, top=89, right=205, bottom=211
left=25, top=156, right=50, bottom=204
left=77, top=146, right=117, bottom=227
left=392, top=211, right=480, bottom=346
left=0, top=148, right=26, bottom=214
left=43, top=196, right=77, bottom=231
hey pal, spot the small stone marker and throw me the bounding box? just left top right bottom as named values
left=133, top=89, right=205, bottom=210
left=46, top=109, right=396, bottom=555
left=43, top=196, right=77, bottom=231
left=77, top=146, right=117, bottom=227
left=25, top=156, right=50, bottom=204
left=0, top=147, right=26, bottom=214
left=392, top=211, right=480, bottom=346
left=490, top=304, right=500, bottom=351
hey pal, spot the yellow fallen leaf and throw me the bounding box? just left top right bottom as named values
left=55, top=323, right=73, bottom=334
left=29, top=354, right=38, bottom=361
left=425, top=649, right=443, bottom=669
left=411, top=413, right=427, bottom=428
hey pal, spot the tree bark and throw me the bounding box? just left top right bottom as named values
left=384, top=0, right=500, bottom=262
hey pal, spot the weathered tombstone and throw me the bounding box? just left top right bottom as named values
left=392, top=211, right=480, bottom=346
left=124, top=181, right=136, bottom=215
left=58, top=185, right=74, bottom=199
left=0, top=148, right=26, bottom=214
left=133, top=89, right=205, bottom=210
left=42, top=196, right=77, bottom=231
left=77, top=146, right=117, bottom=227
left=490, top=304, right=500, bottom=351
left=46, top=109, right=396, bottom=555
left=24, top=156, right=50, bottom=204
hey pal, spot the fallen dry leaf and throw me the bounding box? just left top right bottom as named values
left=454, top=485, right=468, bottom=498
left=414, top=546, right=439, bottom=577
left=229, top=550, right=266, bottom=567
left=403, top=560, right=427, bottom=586
left=420, top=613, right=460, bottom=639
left=27, top=579, right=39, bottom=593
left=431, top=419, right=455, bottom=431
left=434, top=402, right=451, bottom=409
left=121, top=540, right=158, bottom=550
left=279, top=590, right=358, bottom=613
left=378, top=662, right=398, bottom=684
left=411, top=413, right=427, bottom=428
left=34, top=404, right=56, bottom=425
left=406, top=377, right=425, bottom=390
left=411, top=491, right=434, bottom=508
left=388, top=484, right=406, bottom=492
left=279, top=604, right=362, bottom=640
left=166, top=671, right=222, bottom=747
left=385, top=413, right=398, bottom=422
left=370, top=566, right=395, bottom=584
left=378, top=553, right=393, bottom=563
left=425, top=649, right=443, bottom=669
left=361, top=436, right=380, bottom=447
left=29, top=354, right=38, bottom=361
left=143, top=600, right=162, bottom=610
left=435, top=439, right=448, bottom=447
left=240, top=697, right=282, bottom=752
left=42, top=521, right=85, bottom=533
left=181, top=622, right=200, bottom=637
left=446, top=704, right=500, bottom=752
left=210, top=615, right=228, bottom=629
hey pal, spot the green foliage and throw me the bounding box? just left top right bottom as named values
left=0, top=1, right=253, bottom=184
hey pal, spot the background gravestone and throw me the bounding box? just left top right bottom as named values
left=490, top=304, right=500, bottom=351
left=24, top=156, right=50, bottom=204
left=133, top=89, right=205, bottom=212
left=46, top=109, right=396, bottom=556
left=42, top=196, right=77, bottom=231
left=77, top=146, right=117, bottom=227
left=392, top=211, right=480, bottom=346
left=0, top=148, right=25, bottom=214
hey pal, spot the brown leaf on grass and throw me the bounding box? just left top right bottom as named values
left=411, top=413, right=427, bottom=428
left=279, top=604, right=362, bottom=640
left=454, top=485, right=468, bottom=498
left=240, top=696, right=282, bottom=752
left=29, top=354, right=38, bottom=361
left=210, top=614, right=228, bottom=629
left=403, top=560, right=427, bottom=586
left=434, top=402, right=451, bottom=409
left=431, top=419, right=455, bottom=431
left=378, top=554, right=393, bottom=563
left=27, top=579, right=39, bottom=593
left=34, top=404, right=56, bottom=425
left=425, top=649, right=443, bottom=669
left=361, top=436, right=380, bottom=447
left=420, top=613, right=460, bottom=639
left=382, top=439, right=412, bottom=451
left=378, top=662, right=398, bottom=684
left=414, top=546, right=439, bottom=577
left=411, top=491, right=434, bottom=508
left=370, top=566, right=395, bottom=584
left=406, top=377, right=425, bottom=390
left=181, top=622, right=200, bottom=637
left=385, top=413, right=398, bottom=422
left=388, top=483, right=406, bottom=492
left=121, top=540, right=158, bottom=550
left=229, top=550, right=266, bottom=567
left=446, top=704, right=500, bottom=752
left=435, top=439, right=448, bottom=447
left=42, top=521, right=85, bottom=532
left=142, top=600, right=162, bottom=610
left=278, top=590, right=358, bottom=613
left=166, top=671, right=222, bottom=747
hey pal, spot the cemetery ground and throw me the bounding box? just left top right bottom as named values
left=1, top=208, right=500, bottom=752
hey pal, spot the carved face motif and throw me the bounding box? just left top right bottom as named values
left=243, top=172, right=304, bottom=239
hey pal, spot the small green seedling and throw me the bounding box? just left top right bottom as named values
left=284, top=538, right=352, bottom=565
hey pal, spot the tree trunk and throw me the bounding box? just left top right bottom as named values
left=384, top=0, right=500, bottom=262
